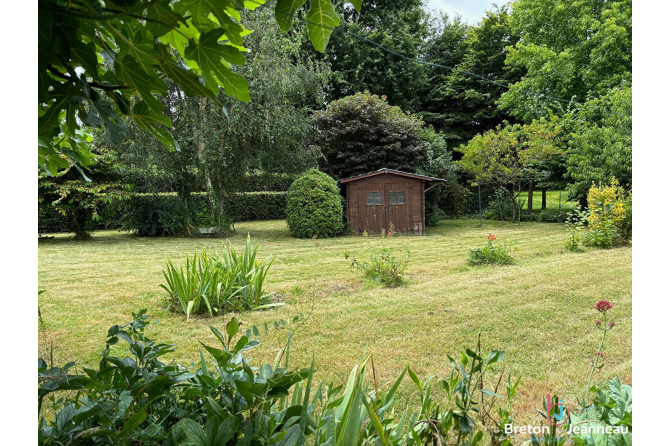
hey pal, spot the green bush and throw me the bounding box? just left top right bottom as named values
left=583, top=181, right=627, bottom=248
left=161, top=236, right=275, bottom=317
left=122, top=194, right=203, bottom=237
left=467, top=234, right=516, bottom=265
left=346, top=248, right=411, bottom=287
left=286, top=169, right=343, bottom=238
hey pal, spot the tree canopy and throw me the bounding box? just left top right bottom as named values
left=38, top=0, right=360, bottom=176
left=458, top=120, right=564, bottom=221
left=313, top=92, right=445, bottom=180
left=498, top=0, right=632, bottom=121
left=319, top=0, right=429, bottom=112
left=421, top=6, right=524, bottom=149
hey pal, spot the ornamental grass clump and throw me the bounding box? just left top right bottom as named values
left=467, top=233, right=515, bottom=265
left=161, top=235, right=275, bottom=318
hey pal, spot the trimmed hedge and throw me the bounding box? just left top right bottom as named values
left=286, top=169, right=343, bottom=238
left=39, top=192, right=287, bottom=235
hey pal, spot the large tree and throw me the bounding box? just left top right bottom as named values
left=418, top=12, right=470, bottom=140
left=498, top=0, right=632, bottom=121
left=564, top=85, right=632, bottom=202
left=423, top=5, right=524, bottom=149
left=319, top=0, right=429, bottom=111
left=38, top=0, right=361, bottom=176
left=313, top=92, right=446, bottom=180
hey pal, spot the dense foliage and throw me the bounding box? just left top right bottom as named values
left=38, top=0, right=359, bottom=175
left=39, top=311, right=522, bottom=445
left=564, top=86, right=632, bottom=202
left=499, top=0, right=632, bottom=121
left=313, top=92, right=444, bottom=180
left=421, top=6, right=524, bottom=148
left=319, top=0, right=429, bottom=112
left=286, top=170, right=344, bottom=239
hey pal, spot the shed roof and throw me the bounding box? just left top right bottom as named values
left=339, top=168, right=446, bottom=184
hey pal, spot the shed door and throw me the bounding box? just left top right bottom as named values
left=384, top=183, right=411, bottom=233
left=362, top=183, right=385, bottom=233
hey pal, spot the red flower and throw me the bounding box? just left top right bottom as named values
left=487, top=233, right=497, bottom=241
left=593, top=300, right=614, bottom=313
left=595, top=320, right=602, bottom=327
left=608, top=321, right=616, bottom=329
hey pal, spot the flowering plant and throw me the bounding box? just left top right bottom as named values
left=583, top=300, right=616, bottom=406
left=467, top=233, right=516, bottom=265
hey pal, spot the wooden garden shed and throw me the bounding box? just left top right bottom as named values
left=340, top=168, right=446, bottom=235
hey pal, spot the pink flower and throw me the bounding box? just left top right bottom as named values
left=595, top=320, right=602, bottom=327
left=608, top=321, right=616, bottom=329
left=388, top=231, right=392, bottom=236
left=593, top=300, right=614, bottom=313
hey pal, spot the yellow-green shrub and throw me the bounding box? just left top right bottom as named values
left=584, top=180, right=629, bottom=247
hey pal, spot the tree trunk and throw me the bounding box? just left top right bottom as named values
left=541, top=186, right=547, bottom=210
left=195, top=98, right=219, bottom=227
left=528, top=179, right=534, bottom=212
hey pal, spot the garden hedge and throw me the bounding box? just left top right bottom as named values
left=39, top=192, right=287, bottom=235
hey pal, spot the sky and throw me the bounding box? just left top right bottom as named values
left=426, top=0, right=507, bottom=24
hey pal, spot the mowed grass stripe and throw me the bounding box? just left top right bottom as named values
left=38, top=219, right=631, bottom=424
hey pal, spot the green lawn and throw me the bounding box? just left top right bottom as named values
left=518, top=189, right=577, bottom=213
left=38, top=219, right=631, bottom=422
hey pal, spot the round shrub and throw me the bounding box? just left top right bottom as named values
left=286, top=169, right=344, bottom=238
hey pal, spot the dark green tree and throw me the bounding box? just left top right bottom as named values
left=319, top=0, right=429, bottom=111
left=313, top=92, right=444, bottom=180
left=421, top=5, right=524, bottom=149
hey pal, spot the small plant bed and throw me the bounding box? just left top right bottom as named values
left=467, top=233, right=516, bottom=265
left=161, top=235, right=279, bottom=318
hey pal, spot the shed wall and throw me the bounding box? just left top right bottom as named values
left=345, top=174, right=425, bottom=234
